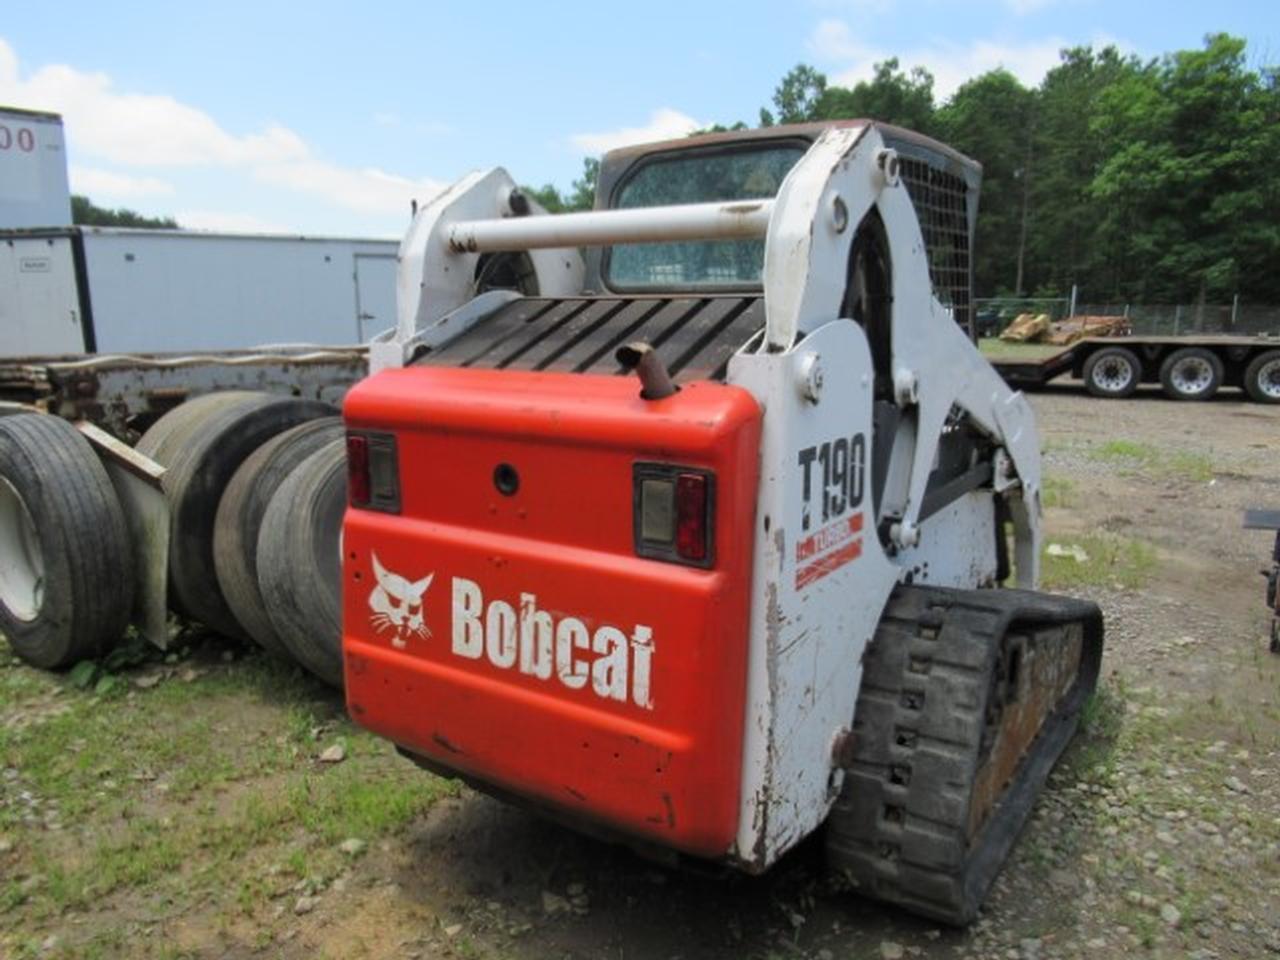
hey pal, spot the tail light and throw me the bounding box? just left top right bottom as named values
left=347, top=431, right=401, bottom=513
left=634, top=463, right=715, bottom=567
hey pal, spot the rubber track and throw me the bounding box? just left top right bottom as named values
left=825, top=585, right=1103, bottom=924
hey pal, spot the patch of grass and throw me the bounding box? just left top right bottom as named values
left=1041, top=474, right=1075, bottom=509
left=1041, top=533, right=1158, bottom=590
left=978, top=338, right=1067, bottom=361
left=0, top=633, right=458, bottom=938
left=1091, top=439, right=1214, bottom=483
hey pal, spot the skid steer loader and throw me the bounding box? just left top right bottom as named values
left=339, top=122, right=1104, bottom=924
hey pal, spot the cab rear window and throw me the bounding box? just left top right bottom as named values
left=606, top=143, right=806, bottom=290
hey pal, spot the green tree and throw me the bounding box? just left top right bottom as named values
left=522, top=156, right=599, bottom=214
left=936, top=69, right=1036, bottom=296
left=71, top=195, right=178, bottom=229
left=1088, top=33, right=1280, bottom=302
left=1023, top=46, right=1141, bottom=297
left=767, top=64, right=828, bottom=125
left=523, top=183, right=569, bottom=214
left=817, top=58, right=937, bottom=133
left=568, top=157, right=600, bottom=211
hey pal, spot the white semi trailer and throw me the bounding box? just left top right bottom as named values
left=0, top=105, right=399, bottom=356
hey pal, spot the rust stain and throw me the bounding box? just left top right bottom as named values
left=967, top=625, right=1084, bottom=838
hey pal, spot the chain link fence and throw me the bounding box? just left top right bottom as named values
left=975, top=298, right=1280, bottom=337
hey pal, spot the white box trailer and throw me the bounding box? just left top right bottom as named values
left=0, top=106, right=72, bottom=230
left=1, top=227, right=398, bottom=355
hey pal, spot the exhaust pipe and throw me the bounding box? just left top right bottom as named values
left=616, top=342, right=677, bottom=400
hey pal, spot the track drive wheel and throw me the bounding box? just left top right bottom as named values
left=825, top=585, right=1104, bottom=924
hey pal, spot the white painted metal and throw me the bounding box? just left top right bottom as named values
left=354, top=253, right=397, bottom=341
left=0, top=234, right=84, bottom=354
left=447, top=200, right=773, bottom=253
left=80, top=229, right=399, bottom=353
left=384, top=167, right=583, bottom=372
left=722, top=125, right=1041, bottom=868
left=727, top=320, right=900, bottom=867
left=0, top=474, right=44, bottom=621
left=0, top=108, right=72, bottom=230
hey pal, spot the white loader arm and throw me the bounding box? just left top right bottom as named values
left=759, top=126, right=1042, bottom=583
left=371, top=168, right=584, bottom=373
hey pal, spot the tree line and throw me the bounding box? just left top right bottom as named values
left=71, top=195, right=178, bottom=229
left=534, top=33, right=1278, bottom=304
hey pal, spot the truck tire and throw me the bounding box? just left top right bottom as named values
left=136, top=392, right=261, bottom=470
left=1082, top=346, right=1142, bottom=399
left=1159, top=347, right=1223, bottom=401
left=0, top=414, right=134, bottom=669
left=137, top=392, right=335, bottom=638
left=1243, top=349, right=1280, bottom=404
left=257, top=439, right=347, bottom=687
left=213, top=417, right=345, bottom=656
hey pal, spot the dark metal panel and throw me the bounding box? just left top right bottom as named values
left=673, top=298, right=765, bottom=382
left=541, top=298, right=671, bottom=374
left=462, top=298, right=592, bottom=369
left=424, top=297, right=559, bottom=365
left=506, top=298, right=628, bottom=371
left=417, top=295, right=767, bottom=382
left=653, top=297, right=750, bottom=379
left=559, top=298, right=705, bottom=375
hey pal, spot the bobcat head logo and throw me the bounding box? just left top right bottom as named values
left=368, top=552, right=433, bottom=648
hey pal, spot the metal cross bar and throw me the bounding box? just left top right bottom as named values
left=447, top=199, right=774, bottom=253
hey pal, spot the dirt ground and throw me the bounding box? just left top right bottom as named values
left=2, top=383, right=1278, bottom=960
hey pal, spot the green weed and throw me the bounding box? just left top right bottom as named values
left=1091, top=439, right=1214, bottom=483
left=1041, top=534, right=1158, bottom=590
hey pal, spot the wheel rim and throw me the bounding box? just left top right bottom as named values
left=1256, top=358, right=1280, bottom=400
left=1170, top=356, right=1214, bottom=395
left=1093, top=356, right=1134, bottom=392
left=0, top=476, right=44, bottom=621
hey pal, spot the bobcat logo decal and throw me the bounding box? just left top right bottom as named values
left=368, top=553, right=433, bottom=648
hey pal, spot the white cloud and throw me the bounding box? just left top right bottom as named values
left=175, top=210, right=296, bottom=234
left=255, top=160, right=445, bottom=216
left=0, top=37, right=444, bottom=226
left=811, top=19, right=1069, bottom=99
left=571, top=108, right=702, bottom=155
left=69, top=165, right=174, bottom=199
left=0, top=49, right=307, bottom=168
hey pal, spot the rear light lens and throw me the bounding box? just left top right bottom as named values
left=346, top=430, right=401, bottom=513
left=633, top=463, right=714, bottom=567
left=675, top=474, right=708, bottom=561
left=347, top=434, right=370, bottom=506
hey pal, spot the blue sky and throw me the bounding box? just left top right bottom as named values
left=1, top=1, right=1274, bottom=238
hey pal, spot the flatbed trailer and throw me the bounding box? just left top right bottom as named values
left=990, top=334, right=1280, bottom=403
left=0, top=345, right=367, bottom=436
